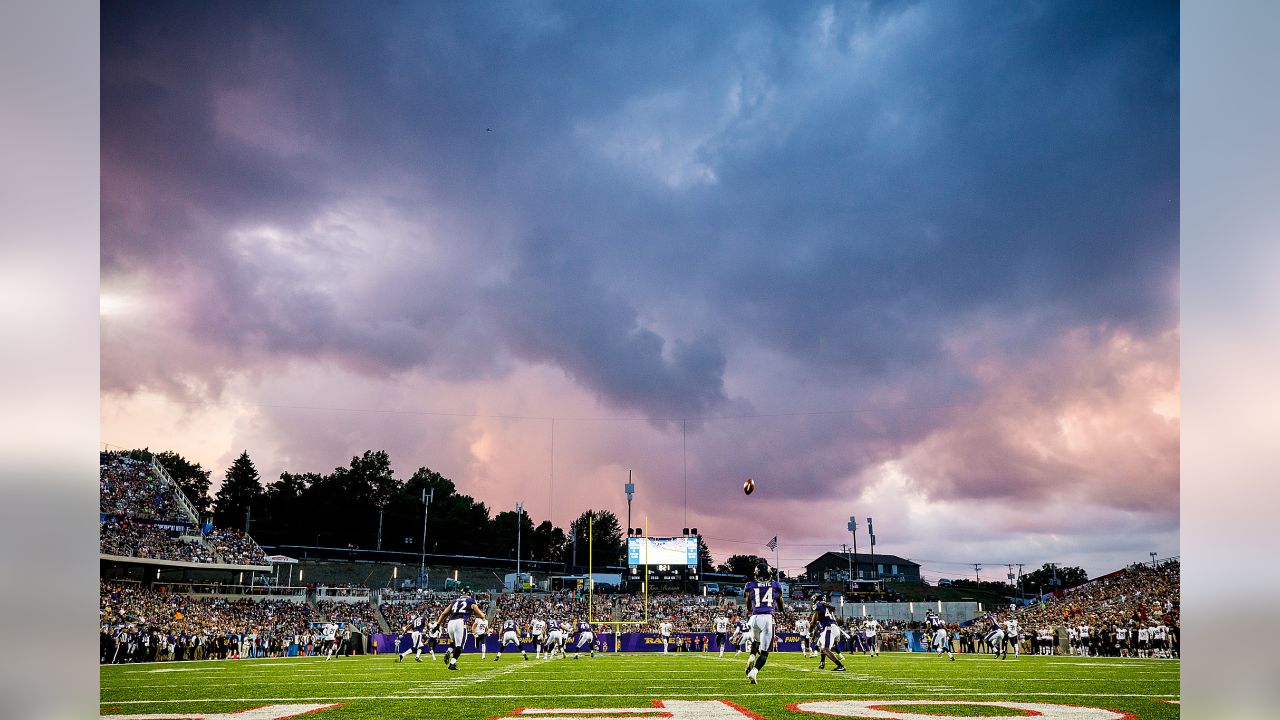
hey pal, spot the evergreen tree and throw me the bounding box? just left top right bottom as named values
left=212, top=451, right=265, bottom=531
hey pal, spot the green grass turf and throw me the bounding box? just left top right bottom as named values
left=100, top=651, right=1180, bottom=719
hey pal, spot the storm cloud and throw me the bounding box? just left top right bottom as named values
left=101, top=0, right=1178, bottom=576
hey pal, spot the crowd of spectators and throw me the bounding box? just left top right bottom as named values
left=1007, top=560, right=1180, bottom=657
left=100, top=453, right=188, bottom=522
left=207, top=528, right=270, bottom=566
left=99, top=519, right=217, bottom=563
left=100, top=580, right=322, bottom=663
left=317, top=599, right=383, bottom=634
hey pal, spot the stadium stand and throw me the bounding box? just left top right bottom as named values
left=99, top=452, right=270, bottom=568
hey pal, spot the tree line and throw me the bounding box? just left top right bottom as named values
left=118, top=448, right=746, bottom=572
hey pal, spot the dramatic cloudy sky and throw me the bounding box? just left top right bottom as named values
left=101, top=0, right=1178, bottom=580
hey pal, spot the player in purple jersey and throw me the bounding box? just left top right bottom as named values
left=742, top=566, right=784, bottom=684
left=495, top=618, right=527, bottom=661
left=926, top=610, right=956, bottom=661
left=435, top=595, right=485, bottom=671
left=572, top=620, right=595, bottom=659
left=809, top=594, right=847, bottom=671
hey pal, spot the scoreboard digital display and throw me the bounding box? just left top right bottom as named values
left=627, top=536, right=699, bottom=567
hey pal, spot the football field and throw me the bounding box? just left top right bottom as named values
left=100, top=651, right=1180, bottom=719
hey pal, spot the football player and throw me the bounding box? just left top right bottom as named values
left=743, top=566, right=784, bottom=684
left=795, top=615, right=811, bottom=657
left=530, top=617, right=548, bottom=658
left=436, top=595, right=485, bottom=671
left=473, top=615, right=489, bottom=660
left=495, top=617, right=527, bottom=661
left=572, top=619, right=595, bottom=659
left=397, top=611, right=428, bottom=663
left=659, top=620, right=674, bottom=654
left=713, top=613, right=730, bottom=657
left=810, top=594, right=847, bottom=672
left=926, top=610, right=955, bottom=661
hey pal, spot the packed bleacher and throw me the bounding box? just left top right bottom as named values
left=1009, top=560, right=1180, bottom=657
left=316, top=599, right=383, bottom=634
left=99, top=518, right=218, bottom=563
left=207, top=528, right=270, bottom=566
left=99, top=452, right=270, bottom=567
left=100, top=580, right=322, bottom=662
left=100, top=453, right=188, bottom=522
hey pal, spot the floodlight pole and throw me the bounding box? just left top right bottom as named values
left=420, top=488, right=433, bottom=588
left=847, top=516, right=858, bottom=583
left=516, top=502, right=524, bottom=591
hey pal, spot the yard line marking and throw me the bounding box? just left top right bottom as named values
left=100, top=691, right=1182, bottom=705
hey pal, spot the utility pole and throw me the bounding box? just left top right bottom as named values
left=1007, top=563, right=1015, bottom=588
left=516, top=502, right=524, bottom=591
left=420, top=488, right=434, bottom=588
left=1149, top=551, right=1158, bottom=568
left=376, top=507, right=384, bottom=551
left=244, top=507, right=251, bottom=534
left=1016, top=563, right=1024, bottom=602
left=972, top=563, right=982, bottom=583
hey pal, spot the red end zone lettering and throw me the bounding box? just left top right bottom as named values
left=790, top=700, right=1134, bottom=720
left=101, top=703, right=341, bottom=720
left=492, top=699, right=1131, bottom=720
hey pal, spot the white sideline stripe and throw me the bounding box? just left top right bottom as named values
left=100, top=691, right=1182, bottom=704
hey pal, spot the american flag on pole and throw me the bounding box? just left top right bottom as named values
left=766, top=536, right=778, bottom=551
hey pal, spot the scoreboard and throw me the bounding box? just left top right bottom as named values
left=627, top=536, right=699, bottom=566
left=626, top=537, right=699, bottom=585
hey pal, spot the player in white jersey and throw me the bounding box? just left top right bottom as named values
left=713, top=615, right=730, bottom=656
left=1038, top=626, right=1054, bottom=655
left=495, top=618, right=528, bottom=661
left=862, top=617, right=881, bottom=657
left=473, top=617, right=489, bottom=659
left=321, top=622, right=338, bottom=660
left=1153, top=624, right=1168, bottom=658
left=426, top=621, right=443, bottom=660
left=435, top=595, right=484, bottom=671
left=1004, top=618, right=1020, bottom=657
left=926, top=611, right=955, bottom=661
left=530, top=618, right=548, bottom=658
left=795, top=617, right=811, bottom=657
left=659, top=621, right=673, bottom=654
left=1136, top=626, right=1150, bottom=657
left=398, top=613, right=429, bottom=663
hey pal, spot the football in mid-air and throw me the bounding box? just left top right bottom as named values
left=743, top=477, right=755, bottom=495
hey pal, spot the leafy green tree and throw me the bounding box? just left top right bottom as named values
left=123, top=448, right=213, bottom=516
left=718, top=554, right=769, bottom=577
left=567, top=510, right=625, bottom=567
left=258, top=472, right=315, bottom=545
left=212, top=451, right=265, bottom=530
left=530, top=520, right=568, bottom=565
left=1022, top=563, right=1088, bottom=590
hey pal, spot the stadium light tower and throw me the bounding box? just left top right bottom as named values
left=516, top=502, right=524, bottom=591
left=420, top=488, right=434, bottom=588
left=625, top=471, right=635, bottom=542
left=847, top=516, right=858, bottom=581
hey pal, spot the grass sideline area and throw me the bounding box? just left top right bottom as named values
left=100, top=651, right=1179, bottom=719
